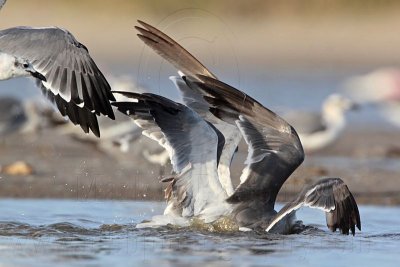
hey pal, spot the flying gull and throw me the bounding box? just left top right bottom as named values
left=283, top=94, right=357, bottom=152
left=121, top=21, right=361, bottom=235
left=0, top=0, right=115, bottom=136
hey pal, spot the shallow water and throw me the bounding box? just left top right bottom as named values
left=0, top=199, right=398, bottom=267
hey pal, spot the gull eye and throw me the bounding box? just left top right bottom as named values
left=23, top=63, right=30, bottom=68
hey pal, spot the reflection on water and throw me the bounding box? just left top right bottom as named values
left=0, top=199, right=399, bottom=267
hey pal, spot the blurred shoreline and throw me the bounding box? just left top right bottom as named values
left=1, top=126, right=399, bottom=205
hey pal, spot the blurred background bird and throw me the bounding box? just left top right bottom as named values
left=344, top=68, right=400, bottom=128
left=283, top=94, right=358, bottom=153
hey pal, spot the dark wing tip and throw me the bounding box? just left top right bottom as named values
left=135, top=26, right=150, bottom=35
left=328, top=181, right=361, bottom=236
left=137, top=19, right=150, bottom=28
left=137, top=33, right=158, bottom=44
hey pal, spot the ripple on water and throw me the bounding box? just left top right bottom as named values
left=0, top=200, right=399, bottom=267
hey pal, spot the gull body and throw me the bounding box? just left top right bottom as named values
left=284, top=94, right=356, bottom=152
left=112, top=21, right=361, bottom=235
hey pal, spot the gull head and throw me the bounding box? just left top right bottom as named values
left=323, top=94, right=358, bottom=115
left=0, top=53, right=46, bottom=81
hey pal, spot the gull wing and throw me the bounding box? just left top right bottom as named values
left=170, top=76, right=241, bottom=196
left=111, top=91, right=228, bottom=218
left=135, top=20, right=216, bottom=79
left=0, top=27, right=115, bottom=136
left=266, top=178, right=361, bottom=235
left=135, top=20, right=241, bottom=196
left=188, top=75, right=305, bottom=227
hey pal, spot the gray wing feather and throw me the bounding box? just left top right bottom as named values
left=0, top=27, right=115, bottom=136
left=135, top=20, right=216, bottom=79
left=171, top=75, right=241, bottom=196
left=135, top=21, right=241, bottom=196
left=188, top=75, right=305, bottom=227
left=170, top=76, right=211, bottom=118
left=267, top=178, right=361, bottom=235
left=112, top=92, right=227, bottom=217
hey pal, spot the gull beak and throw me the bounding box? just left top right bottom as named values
left=31, top=71, right=47, bottom=82
left=23, top=62, right=47, bottom=82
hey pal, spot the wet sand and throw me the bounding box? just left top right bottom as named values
left=1, top=127, right=399, bottom=205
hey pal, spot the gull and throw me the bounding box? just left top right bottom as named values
left=0, top=0, right=115, bottom=137
left=128, top=21, right=361, bottom=235
left=186, top=75, right=360, bottom=235
left=135, top=20, right=242, bottom=197
left=283, top=94, right=357, bottom=152
left=112, top=91, right=231, bottom=226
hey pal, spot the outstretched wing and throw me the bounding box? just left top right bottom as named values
left=0, top=27, right=115, bottom=136
left=266, top=178, right=361, bottom=235
left=170, top=76, right=241, bottom=196
left=135, top=20, right=216, bottom=79
left=111, top=91, right=228, bottom=218
left=187, top=75, right=304, bottom=227
left=135, top=20, right=241, bottom=196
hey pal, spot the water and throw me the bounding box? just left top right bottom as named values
left=0, top=199, right=398, bottom=267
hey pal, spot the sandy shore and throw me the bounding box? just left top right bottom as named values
left=1, top=127, right=399, bottom=205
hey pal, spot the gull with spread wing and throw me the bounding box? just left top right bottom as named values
left=0, top=0, right=115, bottom=136
left=135, top=20, right=242, bottom=197
left=130, top=20, right=361, bottom=235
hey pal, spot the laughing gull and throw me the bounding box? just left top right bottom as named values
left=0, top=0, right=115, bottom=137
left=126, top=20, right=361, bottom=235
left=283, top=94, right=357, bottom=152
left=112, top=91, right=231, bottom=226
